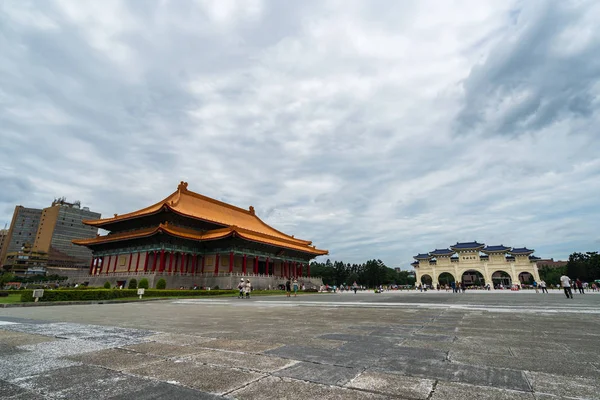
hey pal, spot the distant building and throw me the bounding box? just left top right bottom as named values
left=0, top=229, right=8, bottom=263
left=412, top=241, right=541, bottom=289
left=33, top=198, right=101, bottom=269
left=3, top=242, right=48, bottom=277
left=0, top=199, right=100, bottom=271
left=0, top=206, right=43, bottom=268
left=536, top=258, right=567, bottom=269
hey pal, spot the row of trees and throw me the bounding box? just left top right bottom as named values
left=538, top=251, right=599, bottom=285
left=309, top=259, right=415, bottom=287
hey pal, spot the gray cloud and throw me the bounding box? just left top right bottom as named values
left=0, top=0, right=598, bottom=268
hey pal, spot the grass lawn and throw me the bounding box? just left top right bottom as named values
left=0, top=294, right=23, bottom=304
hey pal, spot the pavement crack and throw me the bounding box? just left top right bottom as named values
left=426, top=380, right=439, bottom=400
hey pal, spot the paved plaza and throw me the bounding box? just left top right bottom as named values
left=1, top=291, right=599, bottom=399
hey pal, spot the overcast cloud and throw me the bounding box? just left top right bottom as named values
left=1, top=0, right=599, bottom=268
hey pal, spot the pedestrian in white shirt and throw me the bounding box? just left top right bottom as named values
left=559, top=274, right=573, bottom=299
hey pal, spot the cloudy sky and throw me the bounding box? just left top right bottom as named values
left=1, top=0, right=599, bottom=269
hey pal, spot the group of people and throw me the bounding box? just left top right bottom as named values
left=558, top=275, right=588, bottom=299
left=285, top=278, right=300, bottom=297
left=237, top=279, right=252, bottom=298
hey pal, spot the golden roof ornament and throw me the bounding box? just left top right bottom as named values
left=177, top=181, right=189, bottom=192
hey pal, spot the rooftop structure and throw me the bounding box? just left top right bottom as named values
left=412, top=241, right=541, bottom=289
left=73, top=182, right=328, bottom=289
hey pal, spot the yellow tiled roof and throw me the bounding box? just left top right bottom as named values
left=84, top=182, right=313, bottom=246
left=73, top=222, right=328, bottom=255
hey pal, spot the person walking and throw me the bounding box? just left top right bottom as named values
left=244, top=279, right=252, bottom=298
left=560, top=274, right=573, bottom=299
left=575, top=278, right=584, bottom=294
left=539, top=280, right=548, bottom=294
left=533, top=281, right=539, bottom=293
left=237, top=279, right=245, bottom=299
left=285, top=278, right=291, bottom=297
left=292, top=278, right=299, bottom=297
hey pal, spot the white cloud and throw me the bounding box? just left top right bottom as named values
left=0, top=0, right=598, bottom=269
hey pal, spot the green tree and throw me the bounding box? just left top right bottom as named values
left=566, top=252, right=600, bottom=282
left=103, top=281, right=111, bottom=289
left=128, top=278, right=138, bottom=289
left=0, top=273, right=16, bottom=286
left=138, top=278, right=149, bottom=289
left=539, top=266, right=566, bottom=286
left=156, top=278, right=166, bottom=289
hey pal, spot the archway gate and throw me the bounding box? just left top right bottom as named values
left=415, top=264, right=540, bottom=290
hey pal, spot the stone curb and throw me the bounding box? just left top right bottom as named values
left=0, top=297, right=170, bottom=308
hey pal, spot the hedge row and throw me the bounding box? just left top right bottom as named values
left=20, top=289, right=237, bottom=302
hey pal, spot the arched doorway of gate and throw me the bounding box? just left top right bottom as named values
left=492, top=271, right=512, bottom=289
left=519, top=272, right=533, bottom=285
left=420, top=274, right=433, bottom=288
left=462, top=270, right=485, bottom=288
left=438, top=272, right=455, bottom=287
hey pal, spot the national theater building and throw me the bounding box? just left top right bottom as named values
left=412, top=242, right=541, bottom=289
left=73, top=182, right=328, bottom=289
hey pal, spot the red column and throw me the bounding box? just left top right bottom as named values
left=201, top=255, right=205, bottom=273
left=112, top=254, right=119, bottom=273
left=214, top=254, right=220, bottom=275
left=152, top=251, right=157, bottom=272
left=127, top=253, right=133, bottom=272
left=229, top=252, right=234, bottom=273
left=159, top=250, right=165, bottom=272
left=307, top=263, right=310, bottom=277
left=89, top=257, right=95, bottom=275
left=168, top=251, right=174, bottom=274
left=142, top=252, right=148, bottom=272
left=265, top=257, right=270, bottom=275
left=180, top=253, right=186, bottom=274
left=242, top=254, right=247, bottom=275
left=254, top=256, right=258, bottom=274
left=299, top=263, right=303, bottom=277
left=192, top=254, right=197, bottom=274
left=105, top=255, right=112, bottom=275
left=294, top=262, right=298, bottom=277
left=135, top=252, right=141, bottom=272
left=97, top=257, right=103, bottom=274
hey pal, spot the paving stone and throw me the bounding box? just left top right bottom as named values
left=0, top=379, right=29, bottom=398
left=265, top=344, right=380, bottom=368
left=340, top=342, right=447, bottom=361
left=526, top=371, right=600, bottom=399
left=372, top=358, right=531, bottom=391
left=0, top=330, right=55, bottom=346
left=126, top=359, right=264, bottom=394
left=346, top=371, right=434, bottom=399
left=122, top=342, right=203, bottom=357
left=0, top=353, right=80, bottom=381
left=0, top=343, right=27, bottom=356
left=231, top=375, right=387, bottom=400
left=450, top=352, right=599, bottom=379
left=187, top=349, right=295, bottom=372
left=410, top=333, right=455, bottom=342
left=66, top=348, right=165, bottom=371
left=17, top=364, right=155, bottom=399
left=273, top=362, right=360, bottom=385
left=145, top=333, right=215, bottom=346
left=319, top=333, right=404, bottom=344
left=431, top=381, right=535, bottom=399
left=199, top=339, right=283, bottom=353
left=108, top=381, right=224, bottom=400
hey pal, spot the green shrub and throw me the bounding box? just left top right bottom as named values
left=156, top=278, right=166, bottom=289
left=20, top=289, right=237, bottom=302
left=138, top=278, right=149, bottom=289
left=213, top=285, right=220, bottom=290
left=103, top=281, right=111, bottom=289
left=128, top=279, right=137, bottom=289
